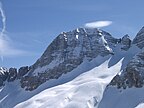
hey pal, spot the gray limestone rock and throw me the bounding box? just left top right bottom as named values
left=133, top=27, right=144, bottom=49
left=0, top=67, right=9, bottom=86
left=121, top=34, right=131, bottom=51
left=7, top=68, right=17, bottom=82
left=17, top=66, right=29, bottom=79
left=110, top=50, right=144, bottom=89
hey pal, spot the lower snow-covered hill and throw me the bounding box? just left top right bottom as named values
left=99, top=86, right=144, bottom=108
left=15, top=59, right=122, bottom=108
left=0, top=56, right=122, bottom=108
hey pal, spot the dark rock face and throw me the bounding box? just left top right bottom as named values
left=0, top=66, right=29, bottom=87
left=121, top=34, right=131, bottom=51
left=7, top=68, right=17, bottom=82
left=17, top=66, right=29, bottom=79
left=110, top=27, right=144, bottom=89
left=133, top=27, right=144, bottom=49
left=110, top=50, right=144, bottom=89
left=21, top=76, right=42, bottom=91
left=20, top=28, right=117, bottom=90
left=30, top=28, right=115, bottom=71
left=0, top=67, right=9, bottom=86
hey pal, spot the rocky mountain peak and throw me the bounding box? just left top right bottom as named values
left=20, top=28, right=117, bottom=90
left=29, top=28, right=116, bottom=73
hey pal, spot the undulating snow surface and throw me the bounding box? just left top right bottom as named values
left=99, top=87, right=144, bottom=108
left=15, top=58, right=122, bottom=108
left=0, top=56, right=110, bottom=108
left=135, top=103, right=144, bottom=108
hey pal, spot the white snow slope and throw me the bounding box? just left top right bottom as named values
left=99, top=86, right=144, bottom=108
left=14, top=58, right=122, bottom=108
left=135, top=103, right=144, bottom=108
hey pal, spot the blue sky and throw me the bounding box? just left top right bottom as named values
left=0, top=0, right=144, bottom=68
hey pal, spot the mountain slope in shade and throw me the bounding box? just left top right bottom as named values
left=99, top=87, right=144, bottom=108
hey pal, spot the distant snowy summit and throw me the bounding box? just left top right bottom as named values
left=0, top=27, right=143, bottom=91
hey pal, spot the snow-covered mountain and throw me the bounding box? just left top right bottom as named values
left=21, top=28, right=116, bottom=91
left=0, top=27, right=144, bottom=108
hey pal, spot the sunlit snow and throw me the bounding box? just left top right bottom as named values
left=15, top=58, right=122, bottom=108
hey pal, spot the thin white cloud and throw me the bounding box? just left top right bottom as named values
left=0, top=34, right=29, bottom=57
left=0, top=2, right=6, bottom=35
left=0, top=1, right=29, bottom=61
left=84, top=21, right=112, bottom=28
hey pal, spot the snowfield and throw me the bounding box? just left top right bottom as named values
left=14, top=58, right=122, bottom=108
left=99, top=87, right=144, bottom=108
left=135, top=103, right=144, bottom=108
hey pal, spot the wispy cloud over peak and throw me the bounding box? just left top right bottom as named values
left=0, top=34, right=28, bottom=57
left=0, top=2, right=6, bottom=35
left=84, top=21, right=112, bottom=28
left=0, top=2, right=30, bottom=61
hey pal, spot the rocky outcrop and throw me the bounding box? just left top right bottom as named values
left=110, top=26, right=144, bottom=89
left=21, top=76, right=42, bottom=91
left=17, top=66, right=29, bottom=79
left=110, top=50, right=144, bottom=89
left=7, top=68, right=17, bottom=82
left=0, top=67, right=9, bottom=86
left=0, top=66, right=29, bottom=87
left=20, top=28, right=117, bottom=90
left=133, top=27, right=144, bottom=49
left=121, top=34, right=131, bottom=51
